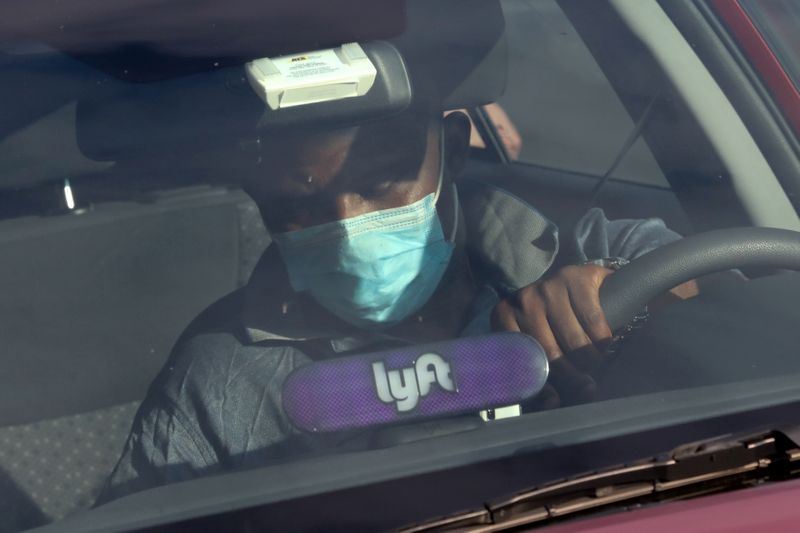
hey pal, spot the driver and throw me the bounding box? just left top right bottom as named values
left=97, top=99, right=693, bottom=504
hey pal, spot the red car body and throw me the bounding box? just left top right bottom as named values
left=546, top=478, right=800, bottom=533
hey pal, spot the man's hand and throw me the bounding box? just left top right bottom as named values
left=491, top=265, right=614, bottom=408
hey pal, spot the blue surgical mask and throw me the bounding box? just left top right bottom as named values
left=272, top=137, right=457, bottom=329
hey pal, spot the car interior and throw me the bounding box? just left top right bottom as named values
left=1, top=0, right=799, bottom=531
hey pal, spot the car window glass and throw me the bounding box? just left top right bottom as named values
left=492, top=0, right=669, bottom=188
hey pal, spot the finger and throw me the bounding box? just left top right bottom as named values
left=567, top=273, right=613, bottom=348
left=540, top=280, right=598, bottom=357
left=490, top=300, right=522, bottom=333
left=512, top=289, right=564, bottom=362
left=493, top=297, right=570, bottom=410
left=509, top=289, right=596, bottom=403
left=565, top=283, right=612, bottom=371
left=540, top=281, right=606, bottom=373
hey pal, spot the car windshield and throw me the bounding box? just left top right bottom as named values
left=2, top=0, right=800, bottom=531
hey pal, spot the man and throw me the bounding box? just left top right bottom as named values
left=97, top=105, right=690, bottom=503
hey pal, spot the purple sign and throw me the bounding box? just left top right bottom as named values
left=282, top=332, right=549, bottom=432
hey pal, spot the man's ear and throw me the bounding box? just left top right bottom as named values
left=442, top=111, right=472, bottom=182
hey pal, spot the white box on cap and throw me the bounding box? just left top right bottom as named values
left=245, top=42, right=378, bottom=110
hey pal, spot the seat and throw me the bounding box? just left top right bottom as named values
left=0, top=186, right=270, bottom=532
left=0, top=402, right=139, bottom=533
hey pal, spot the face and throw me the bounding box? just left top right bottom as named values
left=245, top=111, right=471, bottom=235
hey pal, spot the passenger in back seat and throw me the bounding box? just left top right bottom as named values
left=96, top=102, right=688, bottom=504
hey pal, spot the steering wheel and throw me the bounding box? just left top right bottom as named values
left=598, top=227, right=800, bottom=331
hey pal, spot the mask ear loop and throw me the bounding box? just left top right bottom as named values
left=433, top=125, right=460, bottom=244
left=449, top=182, right=460, bottom=244
left=433, top=127, right=446, bottom=204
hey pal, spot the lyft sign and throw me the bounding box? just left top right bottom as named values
left=283, top=333, right=549, bottom=432
left=372, top=353, right=456, bottom=412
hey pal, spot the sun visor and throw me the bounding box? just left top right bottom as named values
left=2, top=0, right=407, bottom=82
left=74, top=0, right=506, bottom=161
left=76, top=41, right=412, bottom=161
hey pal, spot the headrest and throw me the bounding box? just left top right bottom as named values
left=0, top=48, right=112, bottom=190
left=70, top=0, right=506, bottom=161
